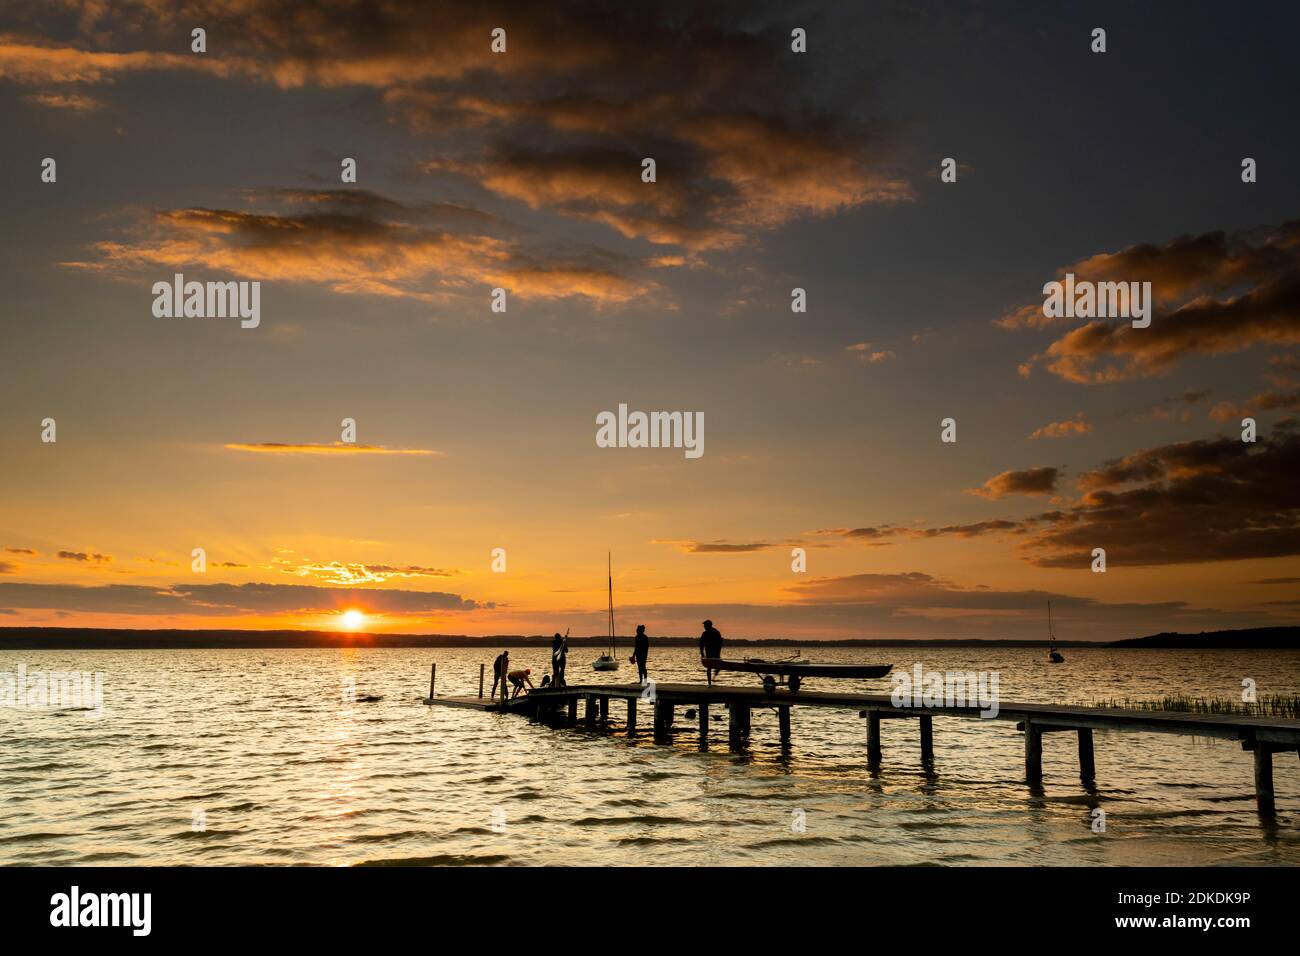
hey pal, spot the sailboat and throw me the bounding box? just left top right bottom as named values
left=592, top=553, right=620, bottom=672
left=1047, top=601, right=1065, bottom=663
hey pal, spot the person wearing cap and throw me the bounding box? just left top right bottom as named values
left=699, top=619, right=723, bottom=684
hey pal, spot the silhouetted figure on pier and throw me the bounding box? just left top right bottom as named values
left=551, top=633, right=568, bottom=688
left=508, top=668, right=534, bottom=698
left=490, top=650, right=509, bottom=699
left=699, top=620, right=723, bottom=684
left=630, top=624, right=650, bottom=682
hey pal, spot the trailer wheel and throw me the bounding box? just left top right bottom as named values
left=763, top=675, right=777, bottom=694
left=788, top=675, right=802, bottom=693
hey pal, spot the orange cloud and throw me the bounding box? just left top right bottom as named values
left=65, top=191, right=657, bottom=305
left=1029, top=413, right=1092, bottom=439
left=24, top=90, right=102, bottom=111
left=1005, top=222, right=1300, bottom=382
left=224, top=443, right=438, bottom=456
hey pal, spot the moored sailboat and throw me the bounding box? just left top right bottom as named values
left=592, top=553, right=620, bottom=672
left=1048, top=601, right=1065, bottom=663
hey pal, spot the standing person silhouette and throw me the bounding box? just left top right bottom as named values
left=550, top=633, right=566, bottom=688
left=699, top=620, right=723, bottom=685
left=629, top=624, right=650, bottom=683
left=490, top=649, right=510, bottom=699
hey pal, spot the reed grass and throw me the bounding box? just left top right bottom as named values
left=1086, top=694, right=1299, bottom=718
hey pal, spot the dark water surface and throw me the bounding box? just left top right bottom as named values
left=2, top=646, right=1297, bottom=865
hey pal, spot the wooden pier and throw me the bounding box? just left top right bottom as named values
left=424, top=678, right=1300, bottom=816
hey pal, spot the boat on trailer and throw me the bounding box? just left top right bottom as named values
left=701, top=656, right=892, bottom=693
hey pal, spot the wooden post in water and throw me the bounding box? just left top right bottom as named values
left=428, top=663, right=436, bottom=700
left=478, top=663, right=485, bottom=699
left=1254, top=745, right=1276, bottom=816
left=778, top=705, right=791, bottom=744
left=698, top=702, right=709, bottom=747
left=626, top=697, right=637, bottom=733
left=599, top=697, right=609, bottom=727
left=867, top=711, right=882, bottom=765
left=728, top=703, right=750, bottom=746
left=653, top=700, right=674, bottom=740
left=1077, top=728, right=1096, bottom=782
left=1024, top=720, right=1043, bottom=783
left=567, top=696, right=578, bottom=726
left=584, top=695, right=597, bottom=727
left=919, top=715, right=933, bottom=763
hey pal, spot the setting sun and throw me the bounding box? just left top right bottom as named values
left=340, top=609, right=366, bottom=630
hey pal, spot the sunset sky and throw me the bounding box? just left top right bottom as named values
left=1, top=1, right=1298, bottom=641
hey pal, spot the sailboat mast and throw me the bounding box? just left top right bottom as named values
left=607, top=552, right=615, bottom=652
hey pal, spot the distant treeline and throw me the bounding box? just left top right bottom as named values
left=1110, top=627, right=1300, bottom=649
left=0, top=625, right=1296, bottom=649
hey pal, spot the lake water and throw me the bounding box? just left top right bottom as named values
left=2, top=645, right=1298, bottom=866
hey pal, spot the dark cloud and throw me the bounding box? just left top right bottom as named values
left=8, top=1, right=908, bottom=254
left=968, top=467, right=1059, bottom=499
left=654, top=539, right=777, bottom=554
left=819, top=433, right=1300, bottom=569
left=816, top=519, right=1024, bottom=544
left=68, top=190, right=658, bottom=304
left=1023, top=433, right=1300, bottom=567
left=57, top=550, right=111, bottom=563
left=0, top=581, right=488, bottom=616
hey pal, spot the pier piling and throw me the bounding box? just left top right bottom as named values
left=1254, top=744, right=1275, bottom=816
left=729, top=704, right=750, bottom=747
left=478, top=663, right=484, bottom=699
left=429, top=677, right=1300, bottom=814
left=1077, top=728, right=1096, bottom=782
left=1024, top=721, right=1043, bottom=783
left=654, top=700, right=674, bottom=740
left=867, top=711, right=882, bottom=765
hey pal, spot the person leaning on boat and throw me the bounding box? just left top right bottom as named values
left=629, top=624, right=650, bottom=683
left=699, top=620, right=723, bottom=684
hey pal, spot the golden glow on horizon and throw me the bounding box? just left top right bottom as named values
left=340, top=609, right=366, bottom=630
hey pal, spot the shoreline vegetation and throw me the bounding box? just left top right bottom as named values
left=1085, top=694, right=1300, bottom=719
left=0, top=625, right=1296, bottom=650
